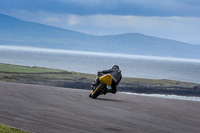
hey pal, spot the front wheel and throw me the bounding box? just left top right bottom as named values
left=90, top=83, right=106, bottom=99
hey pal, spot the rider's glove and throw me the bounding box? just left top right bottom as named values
left=97, top=71, right=101, bottom=76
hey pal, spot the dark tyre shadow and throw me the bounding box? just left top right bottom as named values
left=96, top=98, right=123, bottom=102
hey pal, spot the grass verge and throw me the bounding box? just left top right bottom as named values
left=0, top=123, right=30, bottom=133
left=0, top=63, right=64, bottom=73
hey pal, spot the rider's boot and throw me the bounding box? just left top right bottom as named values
left=102, top=88, right=108, bottom=95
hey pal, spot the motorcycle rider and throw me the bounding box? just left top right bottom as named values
left=92, top=65, right=122, bottom=95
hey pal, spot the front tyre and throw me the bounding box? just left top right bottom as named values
left=91, top=83, right=106, bottom=99
left=89, top=93, right=92, bottom=97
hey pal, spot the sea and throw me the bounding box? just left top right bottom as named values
left=1, top=45, right=200, bottom=84
left=1, top=45, right=200, bottom=101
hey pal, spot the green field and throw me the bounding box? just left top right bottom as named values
left=0, top=63, right=96, bottom=85
left=0, top=63, right=64, bottom=73
left=0, top=123, right=30, bottom=133
left=0, top=63, right=198, bottom=87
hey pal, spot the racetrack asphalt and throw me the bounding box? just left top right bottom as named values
left=0, top=81, right=200, bottom=133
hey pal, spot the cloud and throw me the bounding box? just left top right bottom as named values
left=67, top=15, right=78, bottom=25
left=55, top=0, right=101, bottom=6
left=0, top=0, right=200, bottom=16
left=63, top=14, right=200, bottom=44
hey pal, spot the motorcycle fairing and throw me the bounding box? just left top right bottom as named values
left=99, top=74, right=113, bottom=86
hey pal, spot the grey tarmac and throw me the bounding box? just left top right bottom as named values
left=0, top=81, right=200, bottom=133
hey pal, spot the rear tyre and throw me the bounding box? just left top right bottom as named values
left=91, top=83, right=106, bottom=99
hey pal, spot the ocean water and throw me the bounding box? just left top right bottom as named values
left=0, top=45, right=200, bottom=84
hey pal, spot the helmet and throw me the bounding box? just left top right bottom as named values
left=112, top=65, right=119, bottom=70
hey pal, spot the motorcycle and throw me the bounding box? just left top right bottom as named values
left=89, top=74, right=113, bottom=99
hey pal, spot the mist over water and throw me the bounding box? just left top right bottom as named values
left=1, top=45, right=200, bottom=84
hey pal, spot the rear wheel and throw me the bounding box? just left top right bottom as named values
left=91, top=83, right=106, bottom=99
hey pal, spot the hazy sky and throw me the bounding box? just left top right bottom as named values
left=0, top=0, right=200, bottom=44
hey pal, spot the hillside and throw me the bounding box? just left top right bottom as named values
left=1, top=13, right=200, bottom=59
